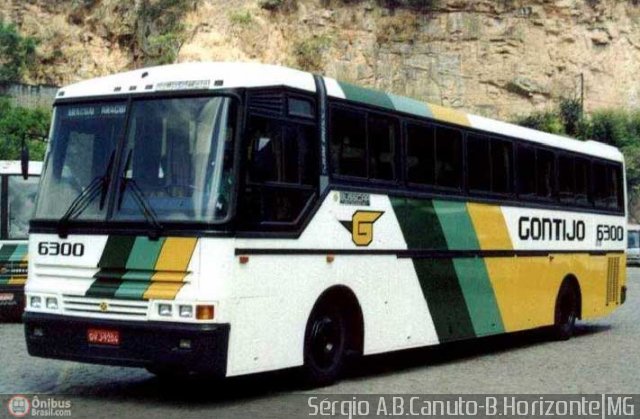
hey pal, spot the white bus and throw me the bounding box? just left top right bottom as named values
left=0, top=161, right=41, bottom=321
left=24, top=63, right=626, bottom=384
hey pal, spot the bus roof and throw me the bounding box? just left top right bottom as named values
left=57, top=62, right=623, bottom=162
left=0, top=161, right=42, bottom=175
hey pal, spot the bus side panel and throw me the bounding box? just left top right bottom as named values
left=225, top=193, right=441, bottom=376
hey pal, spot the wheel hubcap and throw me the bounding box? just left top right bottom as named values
left=310, top=314, right=341, bottom=369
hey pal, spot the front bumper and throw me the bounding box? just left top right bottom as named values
left=24, top=312, right=230, bottom=376
left=0, top=284, right=25, bottom=316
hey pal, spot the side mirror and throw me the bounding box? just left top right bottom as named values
left=21, top=135, right=29, bottom=180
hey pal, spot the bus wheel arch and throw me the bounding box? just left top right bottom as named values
left=552, top=274, right=581, bottom=340
left=302, top=286, right=364, bottom=386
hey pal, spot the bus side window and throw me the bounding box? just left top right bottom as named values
left=467, top=134, right=490, bottom=192
left=575, top=157, right=590, bottom=205
left=593, top=162, right=608, bottom=209
left=368, top=114, right=398, bottom=182
left=517, top=146, right=536, bottom=197
left=330, top=108, right=366, bottom=178
left=242, top=115, right=317, bottom=226
left=558, top=155, right=575, bottom=203
left=406, top=122, right=435, bottom=185
left=435, top=126, right=462, bottom=189
left=536, top=149, right=555, bottom=199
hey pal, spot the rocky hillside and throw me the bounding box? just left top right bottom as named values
left=2, top=0, right=640, bottom=119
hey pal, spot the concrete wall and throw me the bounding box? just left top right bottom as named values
left=0, top=82, right=58, bottom=109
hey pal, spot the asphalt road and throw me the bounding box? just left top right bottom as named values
left=1, top=269, right=639, bottom=418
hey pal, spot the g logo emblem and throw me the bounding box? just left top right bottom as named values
left=99, top=302, right=108, bottom=312
left=340, top=210, right=384, bottom=247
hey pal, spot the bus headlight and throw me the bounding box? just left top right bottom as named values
left=179, top=305, right=193, bottom=318
left=46, top=297, right=59, bottom=310
left=158, top=303, right=172, bottom=317
left=30, top=296, right=42, bottom=309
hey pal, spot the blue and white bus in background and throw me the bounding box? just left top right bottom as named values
left=0, top=161, right=41, bottom=321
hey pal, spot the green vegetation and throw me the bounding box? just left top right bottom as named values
left=229, top=10, right=253, bottom=26
left=0, top=98, right=49, bottom=160
left=139, top=0, right=196, bottom=66
left=0, top=20, right=37, bottom=82
left=514, top=99, right=640, bottom=219
left=292, top=34, right=332, bottom=73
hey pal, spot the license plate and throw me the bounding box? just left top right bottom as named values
left=0, top=293, right=14, bottom=302
left=87, top=328, right=120, bottom=346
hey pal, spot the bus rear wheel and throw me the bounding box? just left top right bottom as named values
left=303, top=301, right=348, bottom=387
left=552, top=281, right=579, bottom=341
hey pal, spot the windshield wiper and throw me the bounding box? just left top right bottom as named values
left=117, top=150, right=163, bottom=240
left=57, top=150, right=116, bottom=238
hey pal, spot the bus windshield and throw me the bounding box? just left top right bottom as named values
left=34, top=96, right=237, bottom=224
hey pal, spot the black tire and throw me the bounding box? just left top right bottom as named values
left=302, top=301, right=348, bottom=387
left=551, top=281, right=579, bottom=341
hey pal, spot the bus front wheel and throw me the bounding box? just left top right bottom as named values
left=302, top=301, right=348, bottom=387
left=552, top=280, right=579, bottom=341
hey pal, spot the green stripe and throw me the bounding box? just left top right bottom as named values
left=115, top=281, right=152, bottom=300
left=125, top=237, right=165, bottom=270
left=452, top=259, right=504, bottom=336
left=432, top=201, right=480, bottom=250
left=391, top=198, right=475, bottom=342
left=8, top=244, right=27, bottom=262
left=0, top=244, right=18, bottom=262
left=412, top=259, right=476, bottom=341
left=388, top=94, right=432, bottom=118
left=98, top=236, right=137, bottom=269
left=338, top=81, right=396, bottom=111
left=86, top=236, right=137, bottom=298
left=432, top=200, right=505, bottom=336
left=111, top=237, right=167, bottom=300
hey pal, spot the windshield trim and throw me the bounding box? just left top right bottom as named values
left=33, top=91, right=243, bottom=232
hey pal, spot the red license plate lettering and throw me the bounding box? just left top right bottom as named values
left=87, top=328, right=120, bottom=346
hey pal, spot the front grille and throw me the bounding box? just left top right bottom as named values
left=606, top=257, right=620, bottom=305
left=62, top=295, right=149, bottom=319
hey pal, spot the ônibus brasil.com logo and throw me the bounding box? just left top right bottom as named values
left=7, top=395, right=31, bottom=418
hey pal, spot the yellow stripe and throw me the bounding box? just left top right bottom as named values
left=7, top=277, right=26, bottom=285
left=153, top=237, right=197, bottom=272
left=428, top=103, right=470, bottom=127
left=466, top=203, right=512, bottom=250
left=143, top=282, right=184, bottom=300
left=151, top=271, right=188, bottom=282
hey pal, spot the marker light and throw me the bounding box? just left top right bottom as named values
left=30, top=296, right=42, bottom=309
left=179, top=305, right=193, bottom=318
left=46, top=297, right=58, bottom=310
left=196, top=305, right=214, bottom=320
left=158, top=304, right=172, bottom=317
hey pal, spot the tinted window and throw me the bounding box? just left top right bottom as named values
left=593, top=162, right=608, bottom=208
left=288, top=98, right=314, bottom=118
left=242, top=115, right=317, bottom=225
left=491, top=139, right=512, bottom=194
left=330, top=108, right=366, bottom=178
left=558, top=155, right=574, bottom=203
left=517, top=146, right=536, bottom=196
left=435, top=126, right=462, bottom=189
left=575, top=158, right=590, bottom=205
left=368, top=114, right=398, bottom=181
left=467, top=135, right=490, bottom=192
left=406, top=123, right=435, bottom=185
left=536, top=149, right=555, bottom=199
